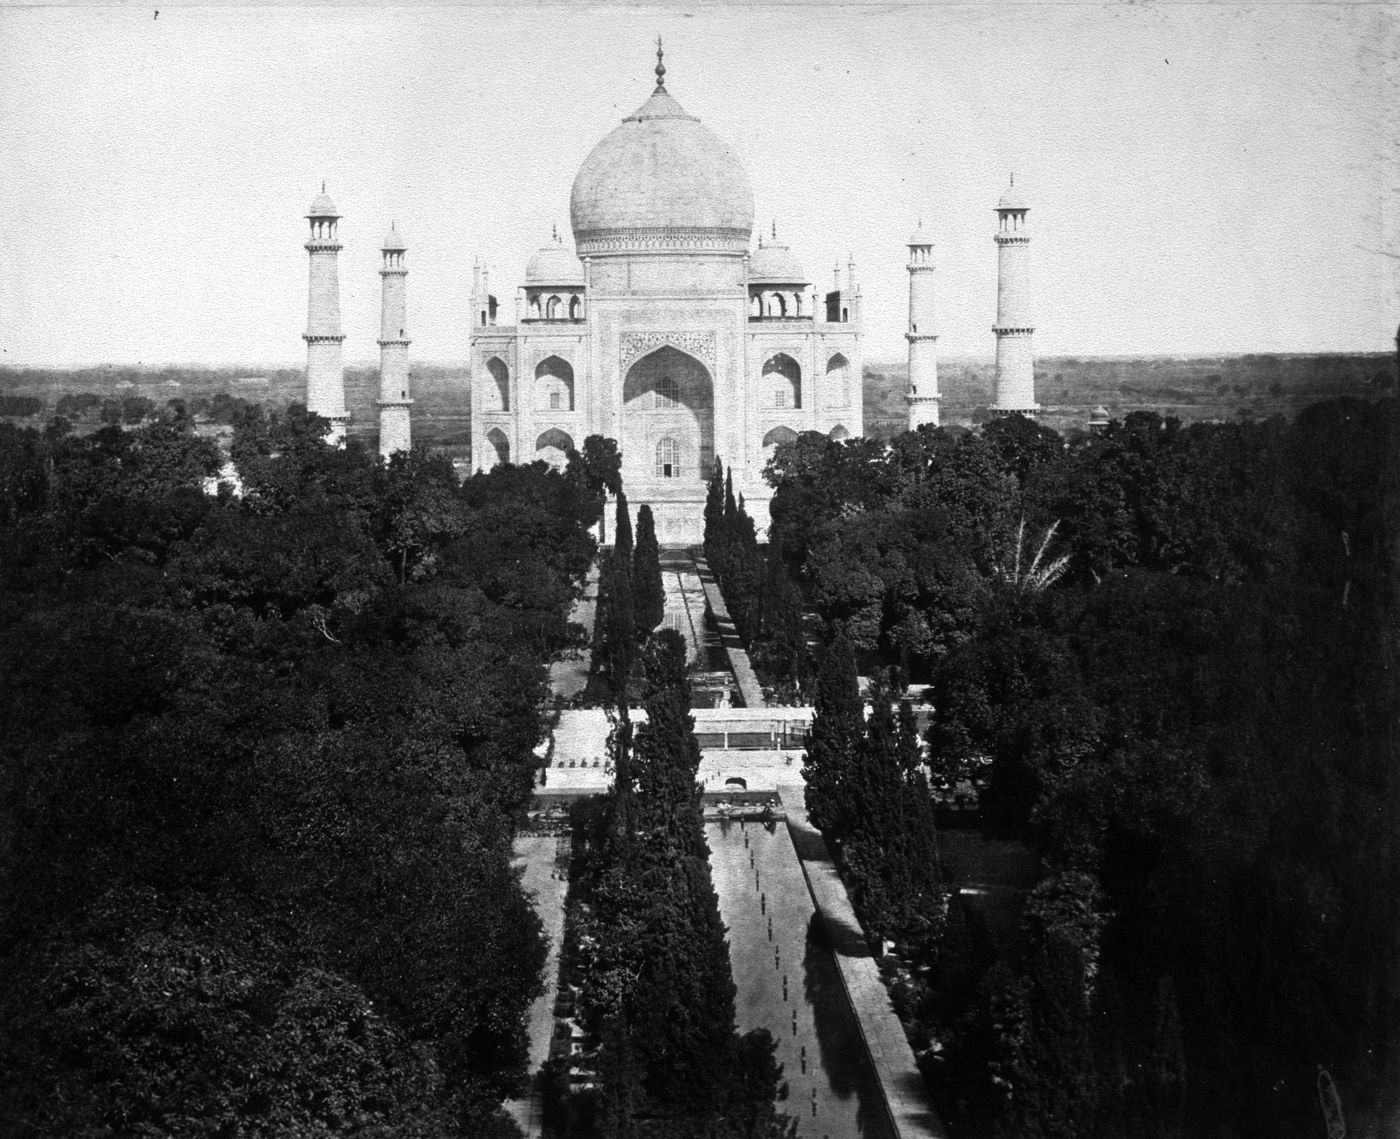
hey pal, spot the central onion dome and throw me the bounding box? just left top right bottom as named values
left=570, top=46, right=753, bottom=257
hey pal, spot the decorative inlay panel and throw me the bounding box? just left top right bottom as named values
left=619, top=331, right=716, bottom=374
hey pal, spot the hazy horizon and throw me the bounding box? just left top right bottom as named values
left=3, top=4, right=1397, bottom=368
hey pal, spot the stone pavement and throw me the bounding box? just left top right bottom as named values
left=547, top=561, right=599, bottom=701
left=503, top=835, right=569, bottom=1136
left=507, top=567, right=597, bottom=1136
left=780, top=780, right=951, bottom=1139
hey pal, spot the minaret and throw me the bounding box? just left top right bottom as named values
left=991, top=175, right=1037, bottom=416
left=905, top=220, right=940, bottom=429
left=376, top=223, right=412, bottom=458
left=303, top=184, right=349, bottom=443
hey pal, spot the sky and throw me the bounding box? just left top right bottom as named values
left=0, top=2, right=1396, bottom=367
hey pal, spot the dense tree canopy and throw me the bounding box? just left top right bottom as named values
left=0, top=408, right=607, bottom=1135
left=765, top=398, right=1399, bottom=1139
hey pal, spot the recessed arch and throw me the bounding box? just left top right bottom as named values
left=485, top=357, right=510, bottom=412
left=763, top=353, right=802, bottom=410
left=569, top=295, right=581, bottom=320
left=485, top=427, right=511, bottom=466
left=622, top=345, right=714, bottom=484
left=824, top=353, right=850, bottom=409
left=535, top=355, right=575, bottom=412
left=535, top=427, right=574, bottom=471
left=546, top=295, right=562, bottom=320
left=762, top=425, right=799, bottom=449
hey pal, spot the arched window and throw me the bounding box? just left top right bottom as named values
left=546, top=295, right=561, bottom=319
left=655, top=436, right=679, bottom=478
left=765, top=292, right=786, bottom=318
left=569, top=295, right=581, bottom=320
left=762, top=353, right=802, bottom=410
left=485, top=357, right=510, bottom=411
left=655, top=375, right=680, bottom=409
left=486, top=427, right=511, bottom=465
left=750, top=294, right=762, bottom=318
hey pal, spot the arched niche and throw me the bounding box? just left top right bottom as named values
left=622, top=345, right=714, bottom=483
left=535, top=427, right=574, bottom=470
left=763, top=353, right=802, bottom=410
left=484, top=357, right=510, bottom=412
left=535, top=355, right=575, bottom=412
left=828, top=424, right=850, bottom=441
left=485, top=427, right=511, bottom=466
left=824, top=353, right=850, bottom=409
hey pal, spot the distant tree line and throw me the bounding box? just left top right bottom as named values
left=762, top=402, right=1399, bottom=1138
left=0, top=404, right=606, bottom=1135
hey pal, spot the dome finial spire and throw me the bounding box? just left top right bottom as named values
left=654, top=36, right=666, bottom=93
left=771, top=218, right=777, bottom=241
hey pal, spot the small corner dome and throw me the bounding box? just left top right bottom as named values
left=997, top=184, right=1028, bottom=211
left=570, top=86, right=754, bottom=254
left=382, top=224, right=406, bottom=251
left=526, top=238, right=585, bottom=285
left=308, top=190, right=339, bottom=217
left=908, top=221, right=932, bottom=246
left=748, top=238, right=806, bottom=284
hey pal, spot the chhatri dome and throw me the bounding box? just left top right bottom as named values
left=998, top=175, right=1028, bottom=211
left=307, top=183, right=339, bottom=218
left=749, top=224, right=806, bottom=283
left=526, top=227, right=585, bottom=285
left=570, top=43, right=754, bottom=256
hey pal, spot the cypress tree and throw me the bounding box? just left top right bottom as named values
left=598, top=548, right=636, bottom=701
left=614, top=489, right=633, bottom=560
left=633, top=503, right=665, bottom=638
left=803, top=626, right=863, bottom=840
left=703, top=457, right=725, bottom=551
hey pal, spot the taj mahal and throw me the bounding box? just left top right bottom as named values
left=301, top=43, right=1038, bottom=545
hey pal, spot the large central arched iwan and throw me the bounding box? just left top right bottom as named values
left=621, top=345, right=714, bottom=483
